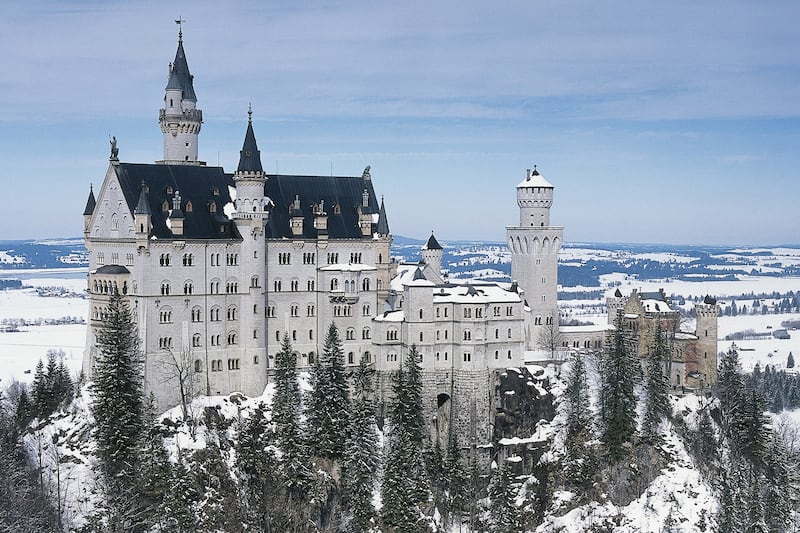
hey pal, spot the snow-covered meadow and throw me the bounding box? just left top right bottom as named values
left=0, top=269, right=88, bottom=386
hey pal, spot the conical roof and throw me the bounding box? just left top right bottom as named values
left=134, top=182, right=150, bottom=215
left=165, top=36, right=197, bottom=101
left=83, top=185, right=96, bottom=216
left=377, top=197, right=390, bottom=235
left=237, top=109, right=263, bottom=173
left=423, top=231, right=442, bottom=250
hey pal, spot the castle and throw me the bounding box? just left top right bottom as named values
left=82, top=31, right=718, bottom=448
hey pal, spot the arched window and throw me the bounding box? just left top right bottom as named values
left=346, top=328, right=355, bottom=340
left=362, top=327, right=371, bottom=340
left=362, top=278, right=370, bottom=291
left=331, top=278, right=339, bottom=291
left=227, top=332, right=238, bottom=345
left=194, top=359, right=202, bottom=373
left=160, top=281, right=170, bottom=295
left=191, top=307, right=201, bottom=322
left=251, top=276, right=259, bottom=288
left=192, top=333, right=201, bottom=347
left=362, top=304, right=371, bottom=316
left=227, top=306, right=238, bottom=321
left=210, top=306, right=221, bottom=322
left=291, top=304, right=299, bottom=317
left=183, top=281, right=193, bottom=295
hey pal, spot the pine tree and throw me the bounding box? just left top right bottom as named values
left=381, top=346, right=429, bottom=531
left=90, top=290, right=144, bottom=497
left=735, top=390, right=769, bottom=472
left=599, top=313, right=638, bottom=459
left=14, top=387, right=33, bottom=430
left=763, top=433, right=792, bottom=533
left=642, top=323, right=671, bottom=442
left=30, top=358, right=47, bottom=419
left=444, top=433, right=468, bottom=525
left=488, top=463, right=521, bottom=533
left=272, top=334, right=310, bottom=499
left=43, top=350, right=60, bottom=415
left=787, top=351, right=795, bottom=369
left=237, top=402, right=289, bottom=531
left=161, top=459, right=199, bottom=533
left=342, top=359, right=379, bottom=532
left=306, top=323, right=350, bottom=460
left=564, top=351, right=592, bottom=484
left=135, top=395, right=172, bottom=528
left=53, top=356, right=74, bottom=409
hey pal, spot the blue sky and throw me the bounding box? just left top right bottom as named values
left=1, top=1, right=798, bottom=245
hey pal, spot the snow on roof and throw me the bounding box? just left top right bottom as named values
left=432, top=283, right=521, bottom=304
left=223, top=201, right=236, bottom=220
left=319, top=263, right=377, bottom=272
left=373, top=310, right=404, bottom=322
left=675, top=332, right=698, bottom=340
left=642, top=298, right=672, bottom=313
left=560, top=323, right=609, bottom=334
left=624, top=313, right=639, bottom=319
left=516, top=170, right=553, bottom=189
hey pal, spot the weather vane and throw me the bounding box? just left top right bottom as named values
left=175, top=17, right=185, bottom=40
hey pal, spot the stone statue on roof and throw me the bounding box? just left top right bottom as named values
left=109, top=136, right=119, bottom=159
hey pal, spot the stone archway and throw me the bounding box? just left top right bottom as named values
left=436, top=393, right=451, bottom=447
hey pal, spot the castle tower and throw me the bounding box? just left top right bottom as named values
left=82, top=184, right=96, bottom=235
left=694, top=296, right=719, bottom=387
left=232, top=108, right=267, bottom=388
left=157, top=28, right=203, bottom=165
left=422, top=231, right=443, bottom=275
left=506, top=167, right=563, bottom=348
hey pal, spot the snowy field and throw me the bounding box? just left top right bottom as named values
left=0, top=269, right=88, bottom=386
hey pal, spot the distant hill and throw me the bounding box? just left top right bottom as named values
left=0, top=239, right=88, bottom=269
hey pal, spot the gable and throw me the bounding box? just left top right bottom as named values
left=89, top=166, right=135, bottom=240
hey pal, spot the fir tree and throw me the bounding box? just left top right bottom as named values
left=90, top=290, right=144, bottom=498
left=237, top=402, right=289, bottom=531
left=342, top=359, right=379, bottom=532
left=53, top=356, right=74, bottom=409
left=161, top=459, right=199, bottom=533
left=381, top=346, right=429, bottom=531
left=487, top=463, right=521, bottom=533
left=135, top=395, right=172, bottom=527
left=14, top=387, right=33, bottom=430
left=642, top=323, right=671, bottom=442
left=443, top=433, right=468, bottom=525
left=599, top=313, right=638, bottom=459
left=30, top=359, right=47, bottom=419
left=564, top=351, right=592, bottom=484
left=43, top=350, right=60, bottom=415
left=306, top=323, right=350, bottom=460
left=787, top=351, right=794, bottom=369
left=272, top=334, right=310, bottom=499
left=763, top=433, right=792, bottom=533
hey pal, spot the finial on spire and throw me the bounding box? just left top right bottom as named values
left=175, top=17, right=185, bottom=42
left=248, top=103, right=253, bottom=123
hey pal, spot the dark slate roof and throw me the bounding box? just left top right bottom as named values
left=265, top=174, right=383, bottom=240
left=424, top=232, right=442, bottom=250
left=96, top=265, right=130, bottom=274
left=134, top=183, right=150, bottom=215
left=114, top=163, right=240, bottom=240
left=165, top=37, right=197, bottom=102
left=640, top=290, right=666, bottom=302
left=377, top=197, right=390, bottom=235
left=83, top=185, right=96, bottom=215
left=703, top=295, right=717, bottom=305
left=237, top=114, right=263, bottom=173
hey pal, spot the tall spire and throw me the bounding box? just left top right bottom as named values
left=165, top=31, right=196, bottom=101
left=377, top=196, right=390, bottom=235
left=159, top=23, right=203, bottom=165
left=237, top=105, right=263, bottom=173
left=83, top=184, right=96, bottom=216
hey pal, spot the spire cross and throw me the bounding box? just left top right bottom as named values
left=248, top=102, right=253, bottom=123
left=175, top=17, right=185, bottom=41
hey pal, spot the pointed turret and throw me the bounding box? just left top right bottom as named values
left=158, top=29, right=203, bottom=165
left=237, top=107, right=263, bottom=173
left=83, top=185, right=96, bottom=233
left=165, top=34, right=197, bottom=101
left=377, top=197, right=390, bottom=236
left=134, top=182, right=151, bottom=249
left=83, top=185, right=96, bottom=216
left=422, top=230, right=443, bottom=275
left=233, top=108, right=267, bottom=228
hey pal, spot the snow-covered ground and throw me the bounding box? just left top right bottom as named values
left=0, top=271, right=88, bottom=385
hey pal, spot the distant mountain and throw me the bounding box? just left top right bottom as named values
left=0, top=239, right=88, bottom=269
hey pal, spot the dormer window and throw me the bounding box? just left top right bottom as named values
left=212, top=187, right=219, bottom=196
left=161, top=200, right=169, bottom=213
left=209, top=202, right=217, bottom=213
left=334, top=204, right=341, bottom=215
left=185, top=201, right=193, bottom=213
left=166, top=186, right=173, bottom=195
